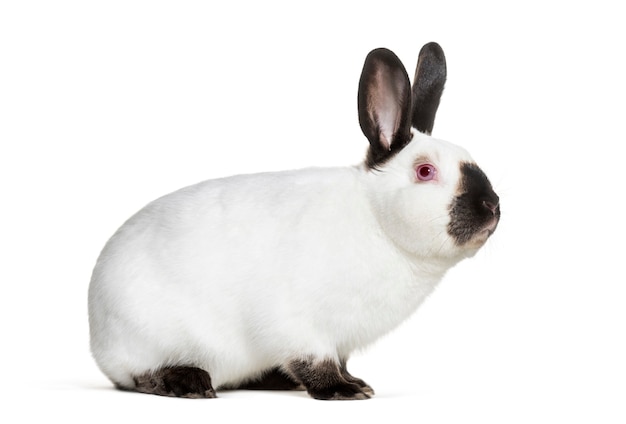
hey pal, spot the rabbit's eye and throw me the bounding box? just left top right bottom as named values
left=416, top=164, right=437, bottom=181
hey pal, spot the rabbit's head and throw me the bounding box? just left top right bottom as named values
left=358, top=43, right=500, bottom=262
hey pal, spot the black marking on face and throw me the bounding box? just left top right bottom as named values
left=287, top=357, right=372, bottom=400
left=448, top=162, right=500, bottom=246
left=131, top=366, right=217, bottom=398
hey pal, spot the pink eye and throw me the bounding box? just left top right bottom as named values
left=416, top=164, right=437, bottom=181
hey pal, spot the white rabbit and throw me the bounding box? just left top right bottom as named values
left=88, top=42, right=500, bottom=400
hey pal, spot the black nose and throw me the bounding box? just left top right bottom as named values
left=482, top=194, right=500, bottom=215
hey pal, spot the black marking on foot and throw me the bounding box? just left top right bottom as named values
left=287, top=357, right=371, bottom=400
left=132, top=366, right=217, bottom=399
left=340, top=358, right=375, bottom=396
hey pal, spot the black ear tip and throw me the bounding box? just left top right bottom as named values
left=365, top=47, right=402, bottom=67
left=369, top=47, right=394, bottom=55
left=419, top=42, right=446, bottom=64
left=422, top=42, right=443, bottom=52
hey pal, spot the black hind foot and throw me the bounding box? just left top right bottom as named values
left=131, top=366, right=217, bottom=398
left=287, top=357, right=373, bottom=400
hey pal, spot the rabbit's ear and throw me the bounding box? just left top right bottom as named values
left=358, top=48, right=413, bottom=168
left=411, top=42, right=446, bottom=135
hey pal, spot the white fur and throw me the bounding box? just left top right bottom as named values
left=88, top=130, right=484, bottom=389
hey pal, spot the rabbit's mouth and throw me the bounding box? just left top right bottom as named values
left=478, top=215, right=499, bottom=241
left=448, top=208, right=499, bottom=247
left=459, top=216, right=499, bottom=249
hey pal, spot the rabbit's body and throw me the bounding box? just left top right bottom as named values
left=89, top=43, right=500, bottom=400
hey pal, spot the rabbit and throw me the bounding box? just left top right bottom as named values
left=88, top=42, right=500, bottom=400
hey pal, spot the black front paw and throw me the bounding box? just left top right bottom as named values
left=287, top=357, right=372, bottom=401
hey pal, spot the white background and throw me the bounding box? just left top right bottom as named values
left=1, top=1, right=624, bottom=422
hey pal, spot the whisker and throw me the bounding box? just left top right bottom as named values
left=427, top=214, right=449, bottom=224
left=425, top=228, right=450, bottom=257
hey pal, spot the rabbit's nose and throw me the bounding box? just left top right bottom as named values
left=482, top=195, right=500, bottom=215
